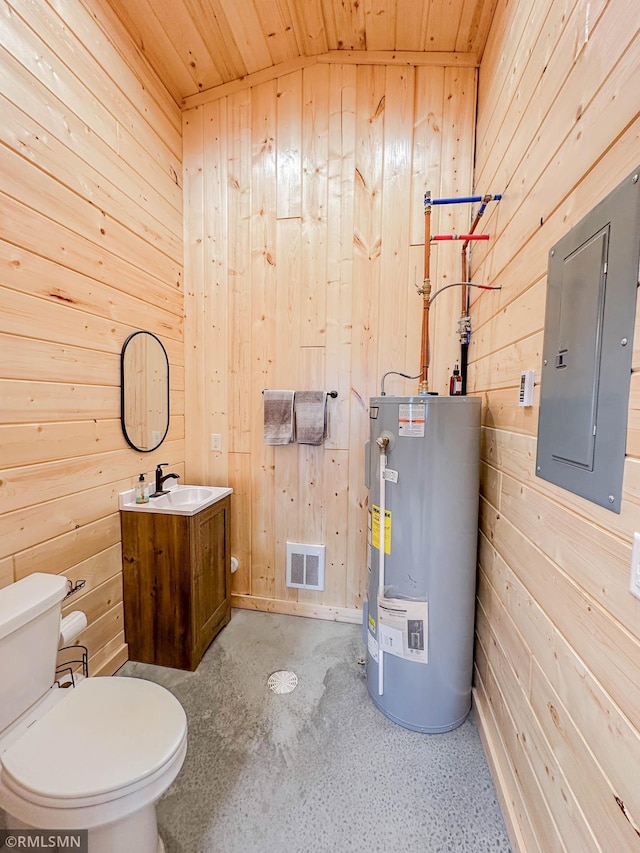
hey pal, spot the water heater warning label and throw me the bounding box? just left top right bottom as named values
left=398, top=403, right=425, bottom=437
left=371, top=505, right=391, bottom=554
left=377, top=596, right=429, bottom=664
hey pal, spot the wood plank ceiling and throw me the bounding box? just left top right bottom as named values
left=102, top=0, right=496, bottom=103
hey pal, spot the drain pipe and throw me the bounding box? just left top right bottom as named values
left=376, top=433, right=390, bottom=696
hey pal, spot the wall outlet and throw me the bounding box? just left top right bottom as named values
left=210, top=433, right=222, bottom=451
left=630, top=532, right=640, bottom=600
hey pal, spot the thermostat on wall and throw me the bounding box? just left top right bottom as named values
left=519, top=370, right=535, bottom=407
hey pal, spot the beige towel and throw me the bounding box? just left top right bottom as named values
left=263, top=390, right=295, bottom=445
left=294, top=391, right=327, bottom=445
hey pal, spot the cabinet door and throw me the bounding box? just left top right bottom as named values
left=122, top=511, right=192, bottom=668
left=191, top=498, right=230, bottom=659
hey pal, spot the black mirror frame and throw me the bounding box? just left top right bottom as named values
left=120, top=330, right=170, bottom=453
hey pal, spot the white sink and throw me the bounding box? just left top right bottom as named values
left=119, top=484, right=232, bottom=516
left=154, top=487, right=216, bottom=508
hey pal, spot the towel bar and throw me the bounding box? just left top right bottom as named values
left=262, top=390, right=338, bottom=398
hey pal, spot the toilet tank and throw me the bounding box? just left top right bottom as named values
left=0, top=574, right=68, bottom=733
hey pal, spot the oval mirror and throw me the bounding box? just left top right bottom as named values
left=121, top=331, right=169, bottom=452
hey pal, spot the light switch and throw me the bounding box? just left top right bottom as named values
left=518, top=371, right=535, bottom=407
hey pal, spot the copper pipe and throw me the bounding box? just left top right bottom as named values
left=461, top=214, right=483, bottom=251
left=423, top=193, right=431, bottom=286
left=460, top=196, right=489, bottom=319
left=420, top=293, right=430, bottom=391
left=419, top=193, right=432, bottom=393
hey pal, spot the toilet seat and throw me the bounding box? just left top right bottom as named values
left=1, top=677, right=187, bottom=810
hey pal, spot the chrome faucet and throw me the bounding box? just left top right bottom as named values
left=152, top=463, right=180, bottom=496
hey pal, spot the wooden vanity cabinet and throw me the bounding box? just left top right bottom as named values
left=121, top=496, right=231, bottom=671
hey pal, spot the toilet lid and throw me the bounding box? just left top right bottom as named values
left=1, top=677, right=187, bottom=801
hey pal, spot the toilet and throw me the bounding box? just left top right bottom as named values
left=0, top=573, right=187, bottom=853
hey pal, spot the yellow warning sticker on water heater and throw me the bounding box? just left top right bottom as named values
left=371, top=505, right=391, bottom=554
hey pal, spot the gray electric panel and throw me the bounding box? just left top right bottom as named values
left=537, top=168, right=640, bottom=512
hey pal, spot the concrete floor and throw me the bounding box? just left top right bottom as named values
left=120, top=610, right=511, bottom=853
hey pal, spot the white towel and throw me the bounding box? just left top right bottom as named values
left=294, top=391, right=327, bottom=445
left=263, top=390, right=295, bottom=445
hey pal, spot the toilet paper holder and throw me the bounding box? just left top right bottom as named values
left=56, top=644, right=88, bottom=687
left=56, top=591, right=89, bottom=688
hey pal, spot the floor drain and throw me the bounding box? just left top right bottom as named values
left=267, top=670, right=298, bottom=694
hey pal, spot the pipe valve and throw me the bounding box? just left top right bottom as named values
left=376, top=430, right=395, bottom=452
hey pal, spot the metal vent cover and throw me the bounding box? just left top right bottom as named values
left=285, top=542, right=325, bottom=590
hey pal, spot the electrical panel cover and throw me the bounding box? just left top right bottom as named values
left=536, top=168, right=640, bottom=512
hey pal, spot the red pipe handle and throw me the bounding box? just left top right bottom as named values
left=431, top=234, right=490, bottom=241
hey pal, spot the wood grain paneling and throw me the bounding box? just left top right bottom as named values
left=102, top=0, right=493, bottom=102
left=0, top=0, right=184, bottom=673
left=472, top=0, right=640, bottom=848
left=183, top=61, right=476, bottom=618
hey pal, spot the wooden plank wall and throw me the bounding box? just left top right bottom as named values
left=182, top=61, right=476, bottom=621
left=470, top=0, right=640, bottom=847
left=0, top=0, right=184, bottom=675
left=101, top=0, right=492, bottom=102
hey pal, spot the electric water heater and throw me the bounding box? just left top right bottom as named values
left=364, top=395, right=481, bottom=732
